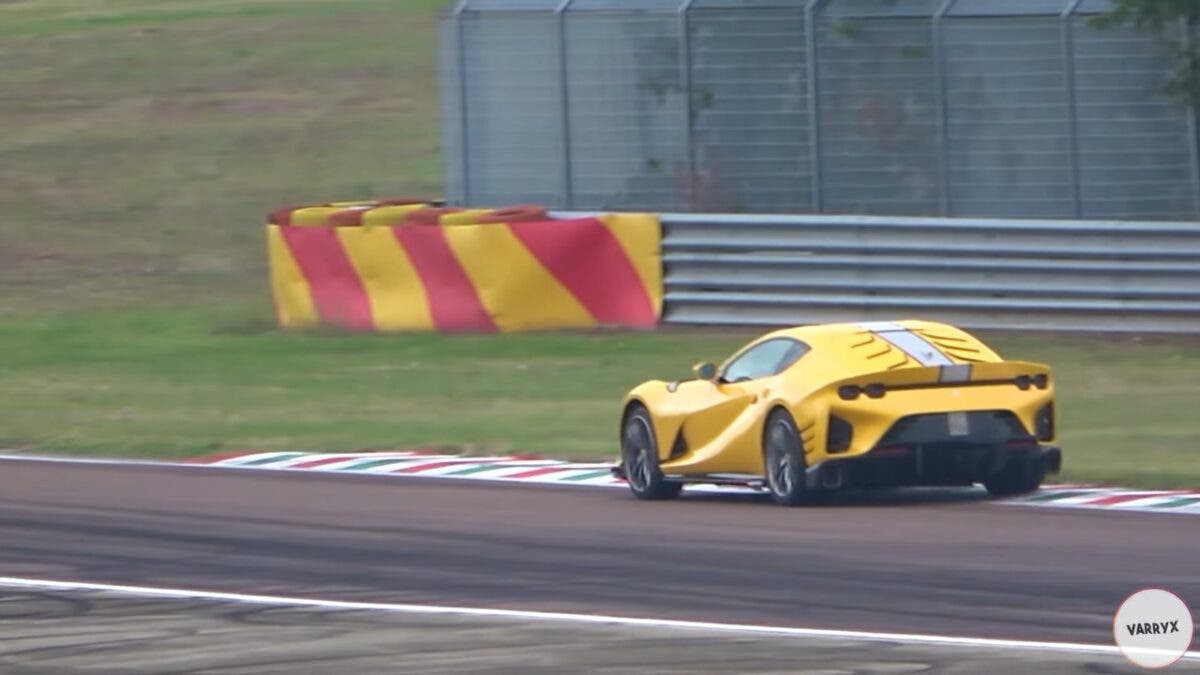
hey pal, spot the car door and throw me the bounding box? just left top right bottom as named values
left=674, top=338, right=809, bottom=457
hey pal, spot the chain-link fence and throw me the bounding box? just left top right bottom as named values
left=441, top=0, right=1200, bottom=220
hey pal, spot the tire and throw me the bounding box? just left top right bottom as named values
left=764, top=409, right=808, bottom=506
left=983, top=455, right=1045, bottom=497
left=621, top=407, right=683, bottom=501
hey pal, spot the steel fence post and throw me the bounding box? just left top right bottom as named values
left=555, top=0, right=576, bottom=209
left=804, top=0, right=825, bottom=213
left=1192, top=106, right=1200, bottom=218
left=679, top=0, right=698, bottom=211
left=1063, top=0, right=1085, bottom=218
left=453, top=0, right=471, bottom=205
left=932, top=0, right=955, bottom=217
left=1185, top=17, right=1200, bottom=218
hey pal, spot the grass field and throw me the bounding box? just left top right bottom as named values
left=2, top=0, right=1198, bottom=488
left=1, top=303, right=1197, bottom=488
left=0, top=0, right=444, bottom=314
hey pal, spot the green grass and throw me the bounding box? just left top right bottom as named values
left=0, top=0, right=445, bottom=315
left=1, top=1, right=1197, bottom=488
left=0, top=303, right=747, bottom=459
left=0, top=304, right=1197, bottom=488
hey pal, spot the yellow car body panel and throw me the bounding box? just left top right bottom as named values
left=622, top=320, right=1057, bottom=482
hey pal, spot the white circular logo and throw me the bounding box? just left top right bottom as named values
left=1114, top=588, right=1194, bottom=669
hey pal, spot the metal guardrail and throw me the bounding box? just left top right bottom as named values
left=558, top=212, right=1200, bottom=332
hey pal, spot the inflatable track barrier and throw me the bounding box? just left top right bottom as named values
left=266, top=201, right=662, bottom=333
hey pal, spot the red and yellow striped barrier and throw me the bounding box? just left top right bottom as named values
left=266, top=201, right=662, bottom=333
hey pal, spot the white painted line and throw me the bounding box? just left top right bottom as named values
left=0, top=576, right=1193, bottom=661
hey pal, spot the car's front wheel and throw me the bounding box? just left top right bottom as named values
left=621, top=406, right=683, bottom=501
left=764, top=409, right=808, bottom=506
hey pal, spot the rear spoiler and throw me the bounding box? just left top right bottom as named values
left=828, top=361, right=1052, bottom=400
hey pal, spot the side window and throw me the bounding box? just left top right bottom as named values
left=721, top=338, right=809, bottom=383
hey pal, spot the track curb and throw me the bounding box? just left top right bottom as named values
left=2, top=451, right=1196, bottom=513
left=197, top=450, right=1200, bottom=514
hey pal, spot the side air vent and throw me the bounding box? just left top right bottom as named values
left=827, top=416, right=853, bottom=453
left=670, top=432, right=688, bottom=460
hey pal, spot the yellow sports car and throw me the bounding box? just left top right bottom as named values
left=616, top=320, right=1060, bottom=505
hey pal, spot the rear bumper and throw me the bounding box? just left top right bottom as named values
left=806, top=443, right=1062, bottom=490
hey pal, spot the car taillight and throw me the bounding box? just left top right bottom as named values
left=1015, top=374, right=1049, bottom=391
left=827, top=415, right=853, bottom=453
left=1035, top=403, right=1054, bottom=441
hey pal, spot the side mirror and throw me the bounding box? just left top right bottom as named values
left=693, top=361, right=719, bottom=382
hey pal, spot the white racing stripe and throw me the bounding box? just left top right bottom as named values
left=857, top=322, right=954, bottom=367
left=856, top=321, right=908, bottom=333
left=0, top=576, right=1193, bottom=661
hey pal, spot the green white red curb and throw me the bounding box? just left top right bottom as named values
left=999, top=486, right=1200, bottom=513
left=201, top=450, right=624, bottom=487
left=197, top=451, right=1200, bottom=513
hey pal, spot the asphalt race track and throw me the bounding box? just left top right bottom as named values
left=1, top=457, right=1197, bottom=672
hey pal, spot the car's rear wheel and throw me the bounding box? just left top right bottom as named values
left=983, top=455, right=1045, bottom=497
left=764, top=409, right=808, bottom=506
left=621, top=406, right=683, bottom=501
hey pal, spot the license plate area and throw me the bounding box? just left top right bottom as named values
left=947, top=411, right=970, bottom=436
